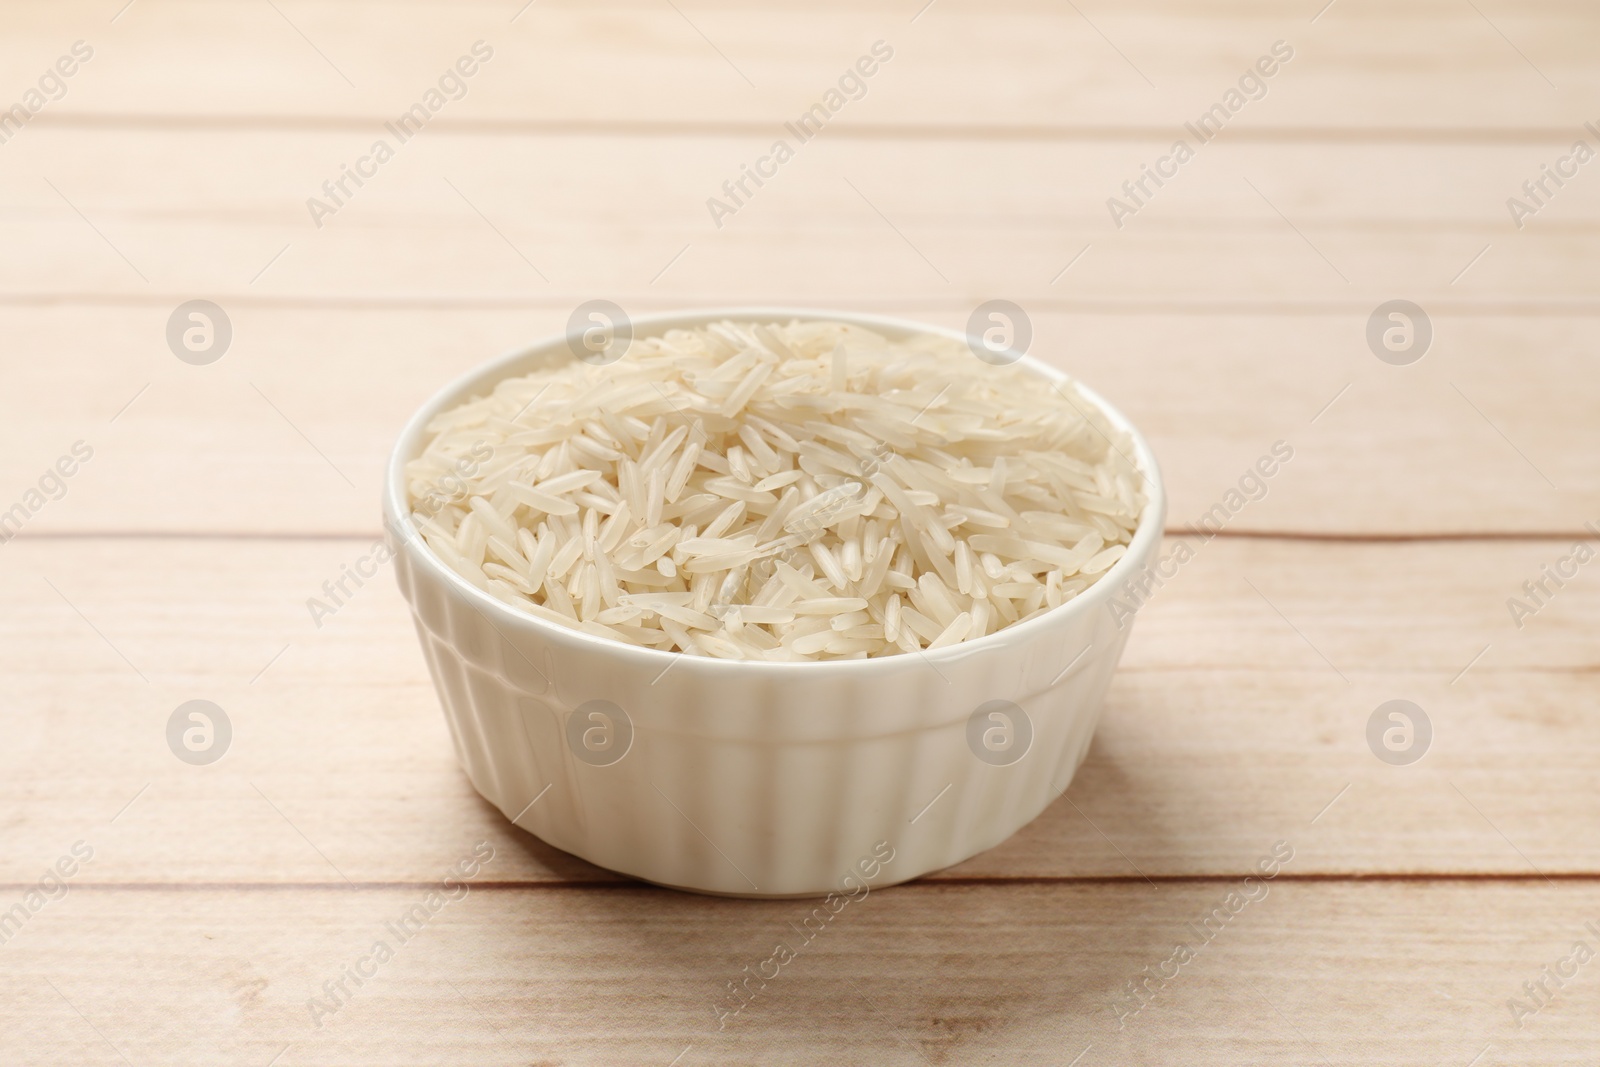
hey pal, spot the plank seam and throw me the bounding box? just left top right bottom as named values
left=5, top=529, right=1592, bottom=544
left=6, top=295, right=1600, bottom=316
left=10, top=873, right=1600, bottom=892
left=26, top=115, right=1599, bottom=145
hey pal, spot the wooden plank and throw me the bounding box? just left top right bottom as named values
left=1, top=133, right=1597, bottom=305
left=0, top=305, right=1592, bottom=537
left=2, top=537, right=1595, bottom=884
left=2, top=880, right=1598, bottom=1064
left=1, top=0, right=1595, bottom=131
left=1, top=1, right=1590, bottom=1061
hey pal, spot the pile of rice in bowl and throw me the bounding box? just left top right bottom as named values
left=404, top=320, right=1145, bottom=661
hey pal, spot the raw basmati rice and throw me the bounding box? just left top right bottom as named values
left=405, top=319, right=1144, bottom=661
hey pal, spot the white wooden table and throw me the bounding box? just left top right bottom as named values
left=2, top=1, right=1597, bottom=1063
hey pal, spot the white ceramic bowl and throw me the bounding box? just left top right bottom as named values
left=384, top=308, right=1165, bottom=897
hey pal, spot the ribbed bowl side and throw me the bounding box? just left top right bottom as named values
left=396, top=529, right=1154, bottom=896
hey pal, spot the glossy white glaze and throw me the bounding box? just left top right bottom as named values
left=384, top=309, right=1166, bottom=896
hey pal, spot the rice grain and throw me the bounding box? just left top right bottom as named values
left=406, top=319, right=1143, bottom=660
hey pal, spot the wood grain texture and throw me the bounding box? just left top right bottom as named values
left=2, top=133, right=1597, bottom=305
left=0, top=307, right=1593, bottom=537
left=2, top=0, right=1596, bottom=1060
left=1, top=537, right=1594, bottom=885
left=3, top=881, right=1600, bottom=1066
left=3, top=0, right=1597, bottom=131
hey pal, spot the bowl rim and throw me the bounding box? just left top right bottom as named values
left=382, top=306, right=1167, bottom=674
